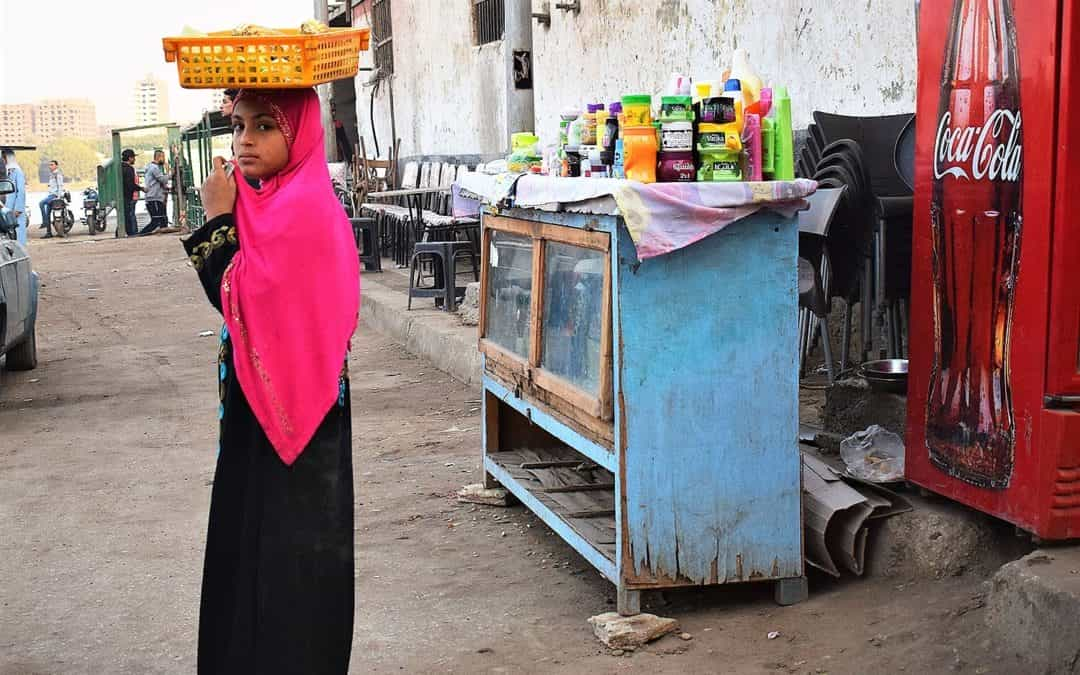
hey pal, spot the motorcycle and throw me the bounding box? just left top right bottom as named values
left=81, top=186, right=106, bottom=234
left=48, top=191, right=75, bottom=238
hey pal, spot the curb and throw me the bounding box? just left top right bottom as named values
left=360, top=276, right=482, bottom=387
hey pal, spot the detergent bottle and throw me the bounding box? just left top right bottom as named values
left=771, top=86, right=795, bottom=180
left=729, top=48, right=763, bottom=106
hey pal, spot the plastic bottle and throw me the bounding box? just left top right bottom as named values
left=567, top=114, right=585, bottom=148
left=595, top=107, right=610, bottom=149
left=751, top=89, right=775, bottom=177
left=612, top=139, right=625, bottom=179
left=742, top=113, right=763, bottom=181
left=587, top=147, right=607, bottom=178
left=621, top=95, right=653, bottom=127
left=729, top=48, right=763, bottom=106
left=772, top=86, right=795, bottom=180
left=600, top=102, right=621, bottom=168
left=580, top=152, right=593, bottom=178
left=622, top=126, right=658, bottom=183
left=583, top=103, right=603, bottom=146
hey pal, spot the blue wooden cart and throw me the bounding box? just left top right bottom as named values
left=479, top=205, right=805, bottom=615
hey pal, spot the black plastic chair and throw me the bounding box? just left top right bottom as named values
left=813, top=111, right=914, bottom=361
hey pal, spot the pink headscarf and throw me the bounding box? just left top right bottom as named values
left=224, top=88, right=360, bottom=465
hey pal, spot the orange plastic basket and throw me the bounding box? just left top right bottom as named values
left=162, top=27, right=370, bottom=89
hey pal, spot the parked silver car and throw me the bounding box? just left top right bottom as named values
left=0, top=178, right=38, bottom=371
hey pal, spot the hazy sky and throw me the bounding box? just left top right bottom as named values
left=1, top=0, right=317, bottom=125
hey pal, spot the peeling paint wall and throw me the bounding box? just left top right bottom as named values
left=351, top=0, right=915, bottom=160
left=353, top=0, right=534, bottom=160
left=531, top=0, right=916, bottom=143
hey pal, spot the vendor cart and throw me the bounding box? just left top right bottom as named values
left=477, top=182, right=807, bottom=615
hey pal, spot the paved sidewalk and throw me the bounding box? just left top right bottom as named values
left=360, top=261, right=481, bottom=386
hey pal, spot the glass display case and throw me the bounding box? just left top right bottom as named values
left=480, top=215, right=613, bottom=440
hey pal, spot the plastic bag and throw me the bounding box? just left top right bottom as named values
left=840, top=425, right=905, bottom=483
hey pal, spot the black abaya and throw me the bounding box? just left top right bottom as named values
left=184, top=214, right=354, bottom=674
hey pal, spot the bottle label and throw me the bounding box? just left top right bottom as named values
left=661, top=127, right=694, bottom=152
left=933, top=110, right=1022, bottom=182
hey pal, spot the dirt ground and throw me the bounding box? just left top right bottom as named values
left=0, top=230, right=1030, bottom=674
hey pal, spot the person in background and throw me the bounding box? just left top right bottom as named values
left=121, top=149, right=143, bottom=236
left=1, top=149, right=27, bottom=245
left=138, top=150, right=170, bottom=236
left=221, top=89, right=238, bottom=118
left=38, top=161, right=64, bottom=237
left=329, top=102, right=354, bottom=164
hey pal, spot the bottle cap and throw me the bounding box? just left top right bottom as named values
left=608, top=102, right=623, bottom=114
left=725, top=78, right=742, bottom=92
left=587, top=103, right=605, bottom=113
left=621, top=94, right=652, bottom=106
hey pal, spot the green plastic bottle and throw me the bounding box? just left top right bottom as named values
left=772, top=86, right=795, bottom=181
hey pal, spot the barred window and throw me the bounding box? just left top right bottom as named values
left=473, top=0, right=505, bottom=45
left=373, top=0, right=394, bottom=75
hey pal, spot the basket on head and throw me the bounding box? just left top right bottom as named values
left=162, top=27, right=370, bottom=89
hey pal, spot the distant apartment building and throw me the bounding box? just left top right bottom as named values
left=0, top=104, right=34, bottom=144
left=0, top=100, right=97, bottom=143
left=133, top=74, right=170, bottom=126
left=35, top=99, right=98, bottom=141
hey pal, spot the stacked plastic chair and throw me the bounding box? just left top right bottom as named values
left=796, top=112, right=915, bottom=378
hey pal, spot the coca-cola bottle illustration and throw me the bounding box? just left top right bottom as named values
left=928, top=0, right=1023, bottom=489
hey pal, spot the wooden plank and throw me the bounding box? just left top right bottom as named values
left=617, top=214, right=803, bottom=587
left=532, top=368, right=603, bottom=419
left=478, top=224, right=491, bottom=341
left=486, top=215, right=609, bottom=251
left=482, top=388, right=501, bottom=489
left=529, top=237, right=545, bottom=367
left=598, top=249, right=614, bottom=421
left=520, top=460, right=586, bottom=469
left=540, top=483, right=616, bottom=493
left=566, top=509, right=616, bottom=519
left=480, top=339, right=528, bottom=378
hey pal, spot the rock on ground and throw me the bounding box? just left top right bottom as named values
left=458, top=282, right=480, bottom=326
left=457, top=483, right=511, bottom=506
left=985, top=548, right=1080, bottom=674
left=588, top=612, right=679, bottom=649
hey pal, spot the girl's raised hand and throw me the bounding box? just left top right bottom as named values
left=202, top=157, right=237, bottom=221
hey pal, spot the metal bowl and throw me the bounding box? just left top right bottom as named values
left=861, top=359, right=909, bottom=393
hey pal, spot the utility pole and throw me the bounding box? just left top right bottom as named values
left=313, top=0, right=337, bottom=160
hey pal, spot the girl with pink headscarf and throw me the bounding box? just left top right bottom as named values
left=183, top=87, right=360, bottom=673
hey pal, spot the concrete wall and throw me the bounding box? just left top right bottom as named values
left=531, top=0, right=917, bottom=145
left=350, top=0, right=917, bottom=160
left=353, top=0, right=535, bottom=161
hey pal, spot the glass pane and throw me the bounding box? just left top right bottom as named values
left=541, top=242, right=605, bottom=395
left=485, top=230, right=533, bottom=359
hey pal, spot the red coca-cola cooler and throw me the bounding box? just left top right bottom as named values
left=907, top=0, right=1080, bottom=539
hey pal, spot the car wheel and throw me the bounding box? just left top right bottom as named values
left=5, top=324, right=37, bottom=371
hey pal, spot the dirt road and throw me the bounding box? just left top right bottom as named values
left=1, top=232, right=1026, bottom=674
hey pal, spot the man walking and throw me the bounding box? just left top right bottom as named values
left=121, top=149, right=143, bottom=236
left=0, top=149, right=27, bottom=245
left=39, top=160, right=64, bottom=238
left=138, top=150, right=169, bottom=236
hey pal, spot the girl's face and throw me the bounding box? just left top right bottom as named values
left=231, top=97, right=290, bottom=180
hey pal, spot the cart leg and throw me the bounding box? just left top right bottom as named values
left=774, top=576, right=808, bottom=606
left=617, top=586, right=641, bottom=616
